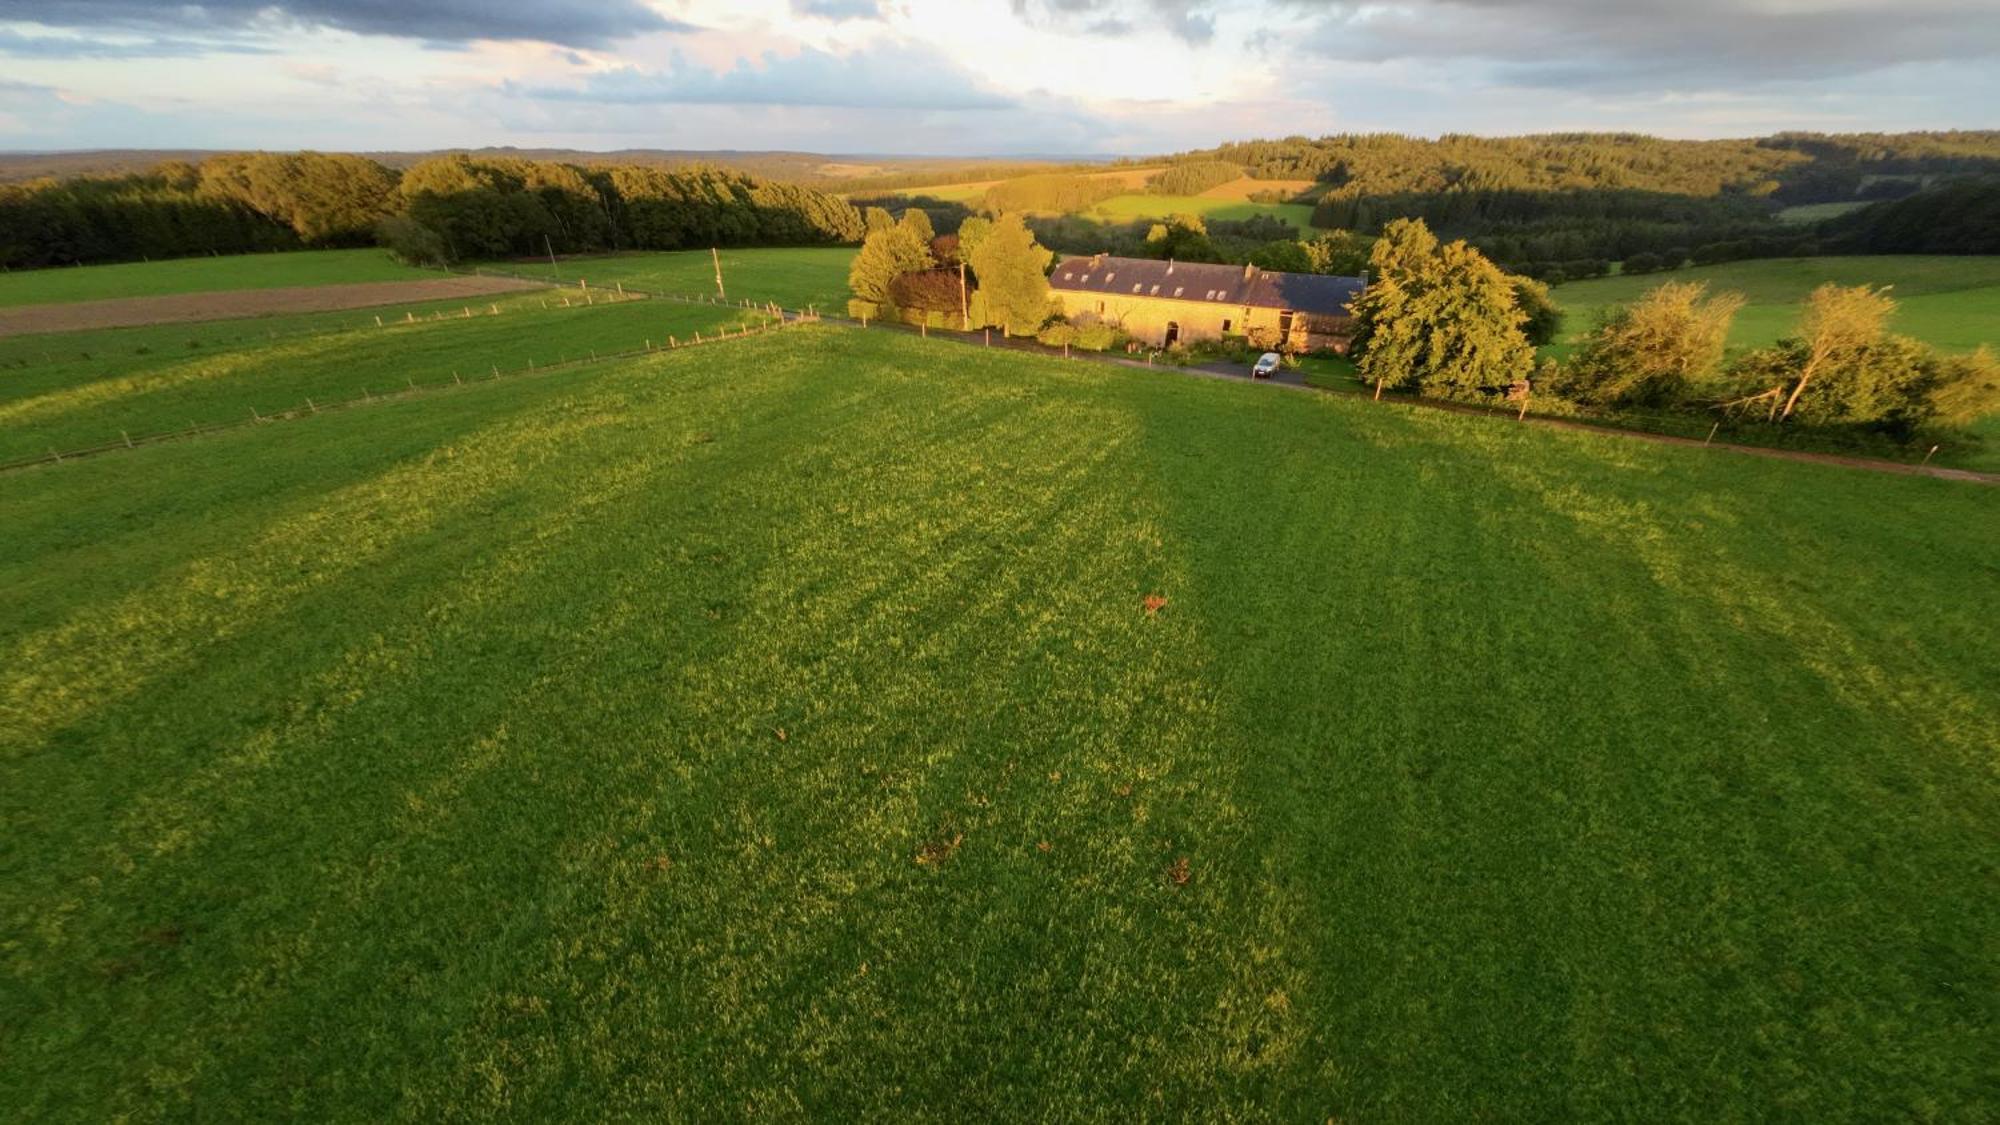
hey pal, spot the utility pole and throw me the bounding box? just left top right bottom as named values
left=545, top=234, right=560, bottom=280
left=958, top=261, right=969, bottom=331
left=712, top=247, right=725, bottom=300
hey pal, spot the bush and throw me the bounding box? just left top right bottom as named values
left=374, top=215, right=449, bottom=266
left=1073, top=323, right=1127, bottom=351
left=1036, top=323, right=1078, bottom=347
left=1623, top=251, right=1663, bottom=274
left=847, top=299, right=881, bottom=321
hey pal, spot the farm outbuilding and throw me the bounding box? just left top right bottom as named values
left=1047, top=254, right=1364, bottom=352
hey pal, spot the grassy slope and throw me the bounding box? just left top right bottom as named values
left=0, top=249, right=434, bottom=308
left=0, top=295, right=764, bottom=461
left=1086, top=193, right=1318, bottom=233
left=1550, top=255, right=2000, bottom=354
left=3, top=327, right=1995, bottom=1119
left=1776, top=201, right=1869, bottom=224
left=483, top=247, right=858, bottom=311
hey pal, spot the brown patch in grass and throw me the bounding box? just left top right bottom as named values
left=1165, top=856, right=1192, bottom=886
left=916, top=831, right=965, bottom=867
left=0, top=275, right=545, bottom=336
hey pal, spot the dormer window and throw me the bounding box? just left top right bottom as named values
left=1173, top=287, right=1184, bottom=297
left=1132, top=283, right=1142, bottom=293
left=1104, top=273, right=1115, bottom=283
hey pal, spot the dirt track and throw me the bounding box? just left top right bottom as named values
left=0, top=275, right=548, bottom=336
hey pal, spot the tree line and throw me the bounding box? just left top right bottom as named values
left=846, top=207, right=1055, bottom=336
left=1350, top=218, right=1998, bottom=448
left=0, top=153, right=863, bottom=270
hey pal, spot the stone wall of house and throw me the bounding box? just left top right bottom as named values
left=1052, top=290, right=1350, bottom=352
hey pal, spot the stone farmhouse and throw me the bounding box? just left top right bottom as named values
left=1047, top=254, right=1366, bottom=352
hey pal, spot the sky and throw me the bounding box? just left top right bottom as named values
left=0, top=0, right=1996, bottom=155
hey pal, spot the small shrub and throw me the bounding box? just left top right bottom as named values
left=1072, top=323, right=1128, bottom=351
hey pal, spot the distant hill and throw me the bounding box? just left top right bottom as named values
left=0, top=147, right=1105, bottom=188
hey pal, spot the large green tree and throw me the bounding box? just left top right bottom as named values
left=968, top=214, right=1054, bottom=336
left=847, top=223, right=936, bottom=305
left=1350, top=218, right=1534, bottom=400
left=1557, top=281, right=1743, bottom=407
left=1779, top=283, right=1897, bottom=421
left=898, top=207, right=935, bottom=243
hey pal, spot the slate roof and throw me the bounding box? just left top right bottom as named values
left=1049, top=254, right=1363, bottom=318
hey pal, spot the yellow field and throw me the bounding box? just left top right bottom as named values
left=1197, top=177, right=1319, bottom=202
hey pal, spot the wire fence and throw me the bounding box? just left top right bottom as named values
left=6, top=268, right=1988, bottom=483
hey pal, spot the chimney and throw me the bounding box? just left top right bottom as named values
left=1166, top=258, right=1175, bottom=275
left=1243, top=262, right=1256, bottom=281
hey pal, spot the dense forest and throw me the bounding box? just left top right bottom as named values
left=0, top=153, right=863, bottom=269
left=1821, top=180, right=2000, bottom=255
left=1172, top=132, right=2000, bottom=201
left=1159, top=131, right=2000, bottom=273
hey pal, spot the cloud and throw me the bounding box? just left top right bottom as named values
left=1011, top=0, right=1216, bottom=44
left=8, top=0, right=689, bottom=49
left=1286, top=0, right=2000, bottom=89
left=0, top=28, right=275, bottom=59
left=790, top=0, right=888, bottom=20
left=519, top=45, right=1016, bottom=110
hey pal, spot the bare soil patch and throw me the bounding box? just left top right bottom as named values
left=0, top=275, right=547, bottom=336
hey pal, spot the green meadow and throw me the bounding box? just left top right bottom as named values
left=1775, top=201, right=1869, bottom=224
left=0, top=294, right=767, bottom=462
left=1085, top=192, right=1319, bottom=233
left=482, top=246, right=859, bottom=311
left=1550, top=255, right=2000, bottom=354
left=0, top=248, right=433, bottom=307
left=3, top=321, right=1995, bottom=1119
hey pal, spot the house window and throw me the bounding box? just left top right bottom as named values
left=1062, top=272, right=1073, bottom=280
left=1173, top=287, right=1184, bottom=297
left=1132, top=284, right=1142, bottom=293
left=1221, top=318, right=1233, bottom=332
left=1097, top=300, right=1105, bottom=314
left=1150, top=285, right=1160, bottom=295
left=1216, top=290, right=1229, bottom=300
left=1204, top=290, right=1215, bottom=300
left=1080, top=274, right=1090, bottom=284
left=1104, top=273, right=1115, bottom=282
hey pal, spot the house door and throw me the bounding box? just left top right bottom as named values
left=1278, top=310, right=1295, bottom=346
left=1164, top=321, right=1180, bottom=347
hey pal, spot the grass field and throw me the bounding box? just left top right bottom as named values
left=891, top=167, right=1161, bottom=206
left=0, top=293, right=765, bottom=462
left=3, top=321, right=1995, bottom=1119
left=484, top=247, right=858, bottom=311
left=1775, top=201, right=1869, bottom=224
left=0, top=249, right=434, bottom=308
left=1085, top=193, right=1318, bottom=233
left=1551, top=255, right=2000, bottom=354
